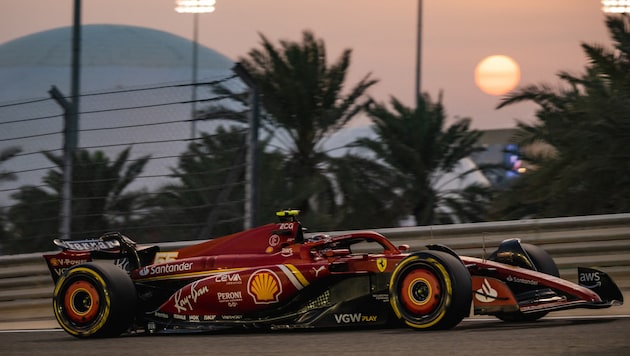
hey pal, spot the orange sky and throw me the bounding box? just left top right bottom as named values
left=0, top=0, right=613, bottom=129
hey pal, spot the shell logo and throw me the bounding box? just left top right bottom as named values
left=247, top=269, right=282, bottom=304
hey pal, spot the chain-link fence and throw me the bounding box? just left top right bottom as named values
left=0, top=73, right=254, bottom=254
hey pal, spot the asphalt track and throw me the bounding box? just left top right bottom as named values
left=2, top=315, right=629, bottom=356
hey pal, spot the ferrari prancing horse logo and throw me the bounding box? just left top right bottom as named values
left=376, top=258, right=387, bottom=272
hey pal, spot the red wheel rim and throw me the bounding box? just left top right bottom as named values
left=63, top=280, right=100, bottom=324
left=399, top=268, right=442, bottom=315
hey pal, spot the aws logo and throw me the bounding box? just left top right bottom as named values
left=248, top=269, right=282, bottom=304
left=579, top=271, right=601, bottom=288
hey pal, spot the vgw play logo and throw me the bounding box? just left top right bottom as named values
left=334, top=313, right=378, bottom=324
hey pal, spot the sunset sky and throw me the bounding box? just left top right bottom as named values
left=0, top=0, right=614, bottom=129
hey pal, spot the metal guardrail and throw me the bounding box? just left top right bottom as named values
left=1, top=213, right=629, bottom=324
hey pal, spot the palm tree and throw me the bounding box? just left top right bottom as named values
left=0, top=146, right=21, bottom=183
left=140, top=127, right=248, bottom=240
left=0, top=146, right=22, bottom=250
left=491, top=15, right=630, bottom=219
left=6, top=148, right=149, bottom=253
left=356, top=94, right=490, bottom=225
left=141, top=125, right=309, bottom=240
left=200, top=30, right=378, bottom=228
left=326, top=153, right=405, bottom=229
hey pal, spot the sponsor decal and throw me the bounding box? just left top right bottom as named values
left=139, top=261, right=193, bottom=277
left=579, top=271, right=602, bottom=288
left=154, top=312, right=169, bottom=319
left=217, top=291, right=243, bottom=306
left=220, top=315, right=243, bottom=320
left=214, top=273, right=242, bottom=285
left=247, top=269, right=282, bottom=304
left=153, top=251, right=179, bottom=264
left=376, top=258, right=387, bottom=272
left=174, top=281, right=210, bottom=313
left=278, top=222, right=294, bottom=230
left=506, top=275, right=538, bottom=286
left=268, top=234, right=280, bottom=247
left=334, top=313, right=378, bottom=324
left=113, top=258, right=130, bottom=271
left=50, top=258, right=90, bottom=276
left=50, top=258, right=89, bottom=268
left=62, top=239, right=118, bottom=251
left=312, top=265, right=326, bottom=277
left=372, top=293, right=389, bottom=302
left=280, top=248, right=293, bottom=257
left=475, top=278, right=499, bottom=303
left=154, top=312, right=216, bottom=321
left=139, top=267, right=150, bottom=277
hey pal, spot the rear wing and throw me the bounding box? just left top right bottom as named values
left=43, top=232, right=158, bottom=283
left=53, top=238, right=120, bottom=251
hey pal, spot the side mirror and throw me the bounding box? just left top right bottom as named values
left=398, top=244, right=410, bottom=252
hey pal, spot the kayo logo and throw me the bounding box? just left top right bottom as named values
left=475, top=278, right=498, bottom=303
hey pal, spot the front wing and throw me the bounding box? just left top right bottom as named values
left=468, top=259, right=623, bottom=316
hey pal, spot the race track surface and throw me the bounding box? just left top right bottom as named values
left=2, top=316, right=629, bottom=356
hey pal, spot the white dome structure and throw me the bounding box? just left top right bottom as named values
left=0, top=24, right=233, bottom=101
left=0, top=25, right=239, bottom=199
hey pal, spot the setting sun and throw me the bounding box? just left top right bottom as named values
left=474, top=55, right=521, bottom=96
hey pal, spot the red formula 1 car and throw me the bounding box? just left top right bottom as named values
left=43, top=210, right=624, bottom=338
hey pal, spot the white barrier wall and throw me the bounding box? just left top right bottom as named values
left=1, top=213, right=629, bottom=324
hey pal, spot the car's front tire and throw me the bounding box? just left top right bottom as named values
left=493, top=243, right=559, bottom=322
left=389, top=251, right=472, bottom=330
left=53, top=262, right=137, bottom=338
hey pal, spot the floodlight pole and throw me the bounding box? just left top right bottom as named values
left=233, top=63, right=260, bottom=230
left=415, top=0, right=423, bottom=109
left=53, top=0, right=81, bottom=240
left=191, top=12, right=199, bottom=139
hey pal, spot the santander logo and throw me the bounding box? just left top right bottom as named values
left=475, top=278, right=498, bottom=303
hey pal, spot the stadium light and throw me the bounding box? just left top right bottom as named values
left=602, top=0, right=630, bottom=13
left=174, top=0, right=216, bottom=139
left=175, top=0, right=216, bottom=13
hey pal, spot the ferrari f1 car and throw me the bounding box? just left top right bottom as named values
left=43, top=210, right=624, bottom=338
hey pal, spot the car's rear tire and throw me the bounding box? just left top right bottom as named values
left=53, top=262, right=137, bottom=338
left=389, top=251, right=472, bottom=330
left=494, top=243, right=559, bottom=322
